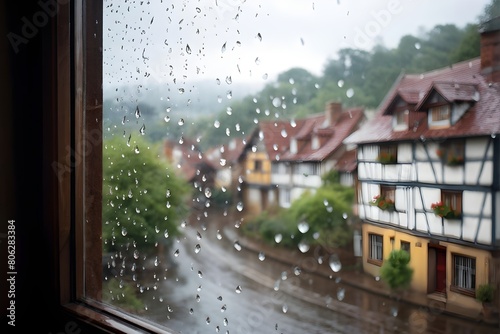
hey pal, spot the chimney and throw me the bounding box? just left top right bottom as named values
left=325, top=101, right=342, bottom=125
left=480, top=17, right=500, bottom=83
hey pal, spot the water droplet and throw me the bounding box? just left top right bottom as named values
left=281, top=129, right=288, bottom=138
left=204, top=188, right=212, bottom=198
left=298, top=240, right=310, bottom=253
left=178, top=118, right=184, bottom=126
left=216, top=230, right=222, bottom=240
left=226, top=90, right=232, bottom=99
left=236, top=202, right=244, bottom=211
left=139, top=124, right=146, bottom=135
left=346, top=88, right=354, bottom=98
left=121, top=227, right=127, bottom=236
left=337, top=79, right=344, bottom=88
left=133, top=250, right=139, bottom=259
left=329, top=254, right=342, bottom=272
left=214, top=120, right=220, bottom=128
left=272, top=97, right=282, bottom=108
left=255, top=57, right=261, bottom=65
left=186, top=44, right=191, bottom=54
left=206, top=317, right=211, bottom=324
left=189, top=308, right=194, bottom=314
left=274, top=234, right=283, bottom=244
left=282, top=304, right=288, bottom=313
left=225, top=76, right=232, bottom=84
left=298, top=221, right=309, bottom=233
left=391, top=306, right=398, bottom=317
left=235, top=285, right=242, bottom=293
left=195, top=294, right=201, bottom=302
left=178, top=88, right=185, bottom=94
left=233, top=241, right=242, bottom=251
left=273, top=279, right=280, bottom=291
left=164, top=229, right=169, bottom=238
left=337, top=287, right=345, bottom=301
left=293, top=266, right=301, bottom=275
left=198, top=270, right=203, bottom=278
left=258, top=252, right=265, bottom=261
left=134, top=146, right=140, bottom=154
left=194, top=244, right=201, bottom=254
left=219, top=158, right=227, bottom=166
left=256, top=33, right=262, bottom=41
left=375, top=276, right=380, bottom=281
left=164, top=115, right=170, bottom=122
left=223, top=318, right=228, bottom=326
left=221, top=42, right=227, bottom=53
left=221, top=304, right=227, bottom=312
left=281, top=271, right=288, bottom=280
left=414, top=42, right=421, bottom=50
left=342, top=212, right=348, bottom=219
left=135, top=106, right=141, bottom=118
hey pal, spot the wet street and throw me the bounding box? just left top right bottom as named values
left=135, top=210, right=497, bottom=334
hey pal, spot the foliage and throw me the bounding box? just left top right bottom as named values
left=102, top=278, right=144, bottom=313
left=380, top=249, right=413, bottom=291
left=102, top=135, right=191, bottom=255
left=476, top=284, right=495, bottom=303
left=431, top=201, right=461, bottom=219
left=210, top=187, right=233, bottom=208
left=371, top=195, right=395, bottom=212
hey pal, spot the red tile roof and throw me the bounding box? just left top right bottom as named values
left=345, top=58, right=500, bottom=144
left=280, top=108, right=365, bottom=162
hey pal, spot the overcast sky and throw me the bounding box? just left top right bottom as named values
left=103, top=0, right=491, bottom=94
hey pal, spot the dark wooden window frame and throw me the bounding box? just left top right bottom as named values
left=45, top=1, right=178, bottom=332
left=367, top=233, right=383, bottom=266
left=450, top=253, right=476, bottom=298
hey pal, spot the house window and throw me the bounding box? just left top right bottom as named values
left=437, top=140, right=465, bottom=166
left=452, top=254, right=476, bottom=295
left=368, top=234, right=383, bottom=266
left=280, top=188, right=292, bottom=208
left=255, top=160, right=262, bottom=171
left=394, top=109, right=409, bottom=130
left=401, top=241, right=411, bottom=257
left=429, top=104, right=451, bottom=128
left=377, top=144, right=397, bottom=164
left=442, top=190, right=463, bottom=217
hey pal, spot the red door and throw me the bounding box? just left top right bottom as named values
left=436, top=249, right=446, bottom=293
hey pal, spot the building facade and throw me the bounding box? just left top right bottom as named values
left=345, top=23, right=500, bottom=315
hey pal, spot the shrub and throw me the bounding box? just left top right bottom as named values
left=476, top=284, right=495, bottom=303
left=380, top=249, right=413, bottom=291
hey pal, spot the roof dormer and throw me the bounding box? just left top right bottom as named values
left=415, top=82, right=478, bottom=129
left=383, top=91, right=418, bottom=131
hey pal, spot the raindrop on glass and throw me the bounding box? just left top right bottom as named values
left=235, top=285, right=242, bottom=293
left=337, top=79, right=344, bottom=88
left=346, top=88, right=354, bottom=98
left=221, top=42, right=227, bottom=53
left=282, top=304, right=288, bottom=313
left=198, top=270, right=203, bottom=278
left=391, top=306, right=398, bottom=317
left=186, top=44, right=192, bottom=54
left=135, top=106, right=141, bottom=118
left=258, top=252, right=265, bottom=261
left=173, top=249, right=179, bottom=257
left=329, top=254, right=342, bottom=272
left=139, top=124, right=146, bottom=135
left=298, top=221, right=309, bottom=233
left=337, top=287, right=345, bottom=301
left=233, top=241, right=242, bottom=251
left=274, top=279, right=280, bottom=291
left=298, top=240, right=310, bottom=253
left=194, top=244, right=201, bottom=254
left=216, top=230, right=222, bottom=240
left=121, top=227, right=127, bottom=236
left=280, top=129, right=287, bottom=138
left=236, top=202, right=244, bottom=212
left=274, top=234, right=282, bottom=244
left=178, top=118, right=184, bottom=126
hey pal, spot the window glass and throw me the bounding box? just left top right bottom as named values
left=453, top=254, right=476, bottom=292
left=95, top=1, right=495, bottom=333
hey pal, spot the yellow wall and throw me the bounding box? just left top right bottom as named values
left=245, top=152, right=271, bottom=185
left=362, top=223, right=491, bottom=314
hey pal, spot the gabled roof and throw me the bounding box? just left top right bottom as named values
left=414, top=82, right=479, bottom=110
left=280, top=108, right=365, bottom=162
left=345, top=58, right=500, bottom=145
left=246, top=118, right=307, bottom=161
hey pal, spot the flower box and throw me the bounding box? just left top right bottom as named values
left=431, top=201, right=461, bottom=219
left=371, top=195, right=395, bottom=212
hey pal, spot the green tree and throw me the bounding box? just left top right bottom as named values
left=102, top=135, right=190, bottom=255
left=380, top=249, right=414, bottom=292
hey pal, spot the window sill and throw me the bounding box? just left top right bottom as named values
left=450, top=286, right=475, bottom=298
left=367, top=258, right=383, bottom=267
left=62, top=300, right=180, bottom=334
